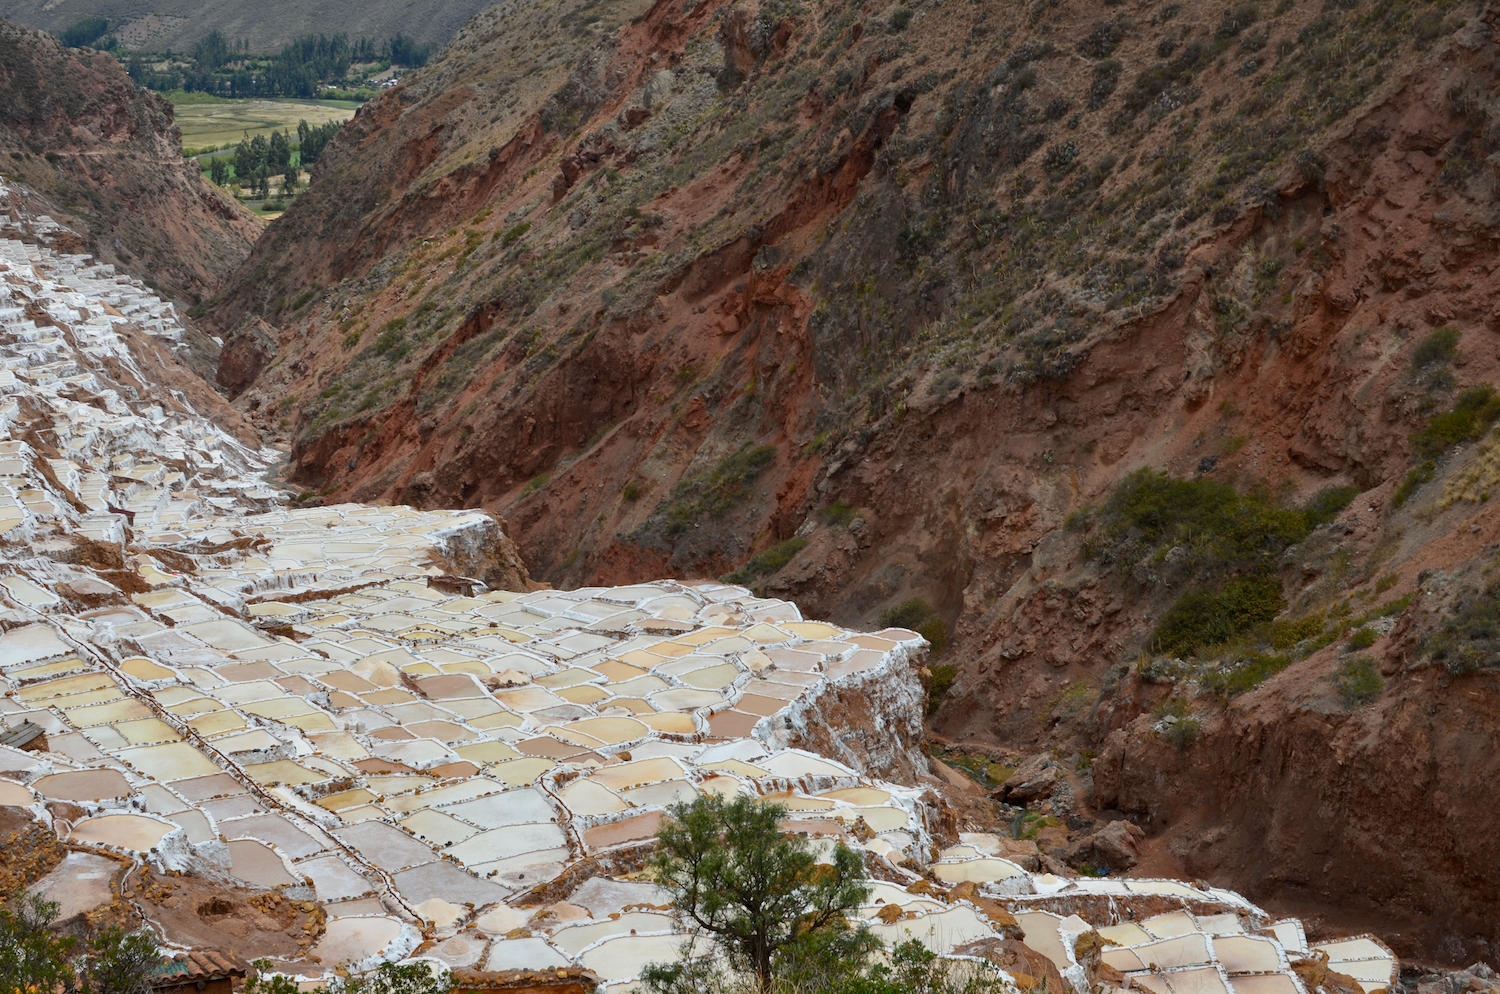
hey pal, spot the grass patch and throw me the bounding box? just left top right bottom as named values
left=1200, top=651, right=1291, bottom=695
left=654, top=444, right=776, bottom=536
left=1153, top=575, right=1285, bottom=657
left=722, top=536, right=808, bottom=584
left=818, top=501, right=857, bottom=526
left=522, top=473, right=551, bottom=496
left=878, top=597, right=949, bottom=655
left=1332, top=656, right=1383, bottom=707
left=930, top=747, right=1011, bottom=787
left=1346, top=626, right=1376, bottom=650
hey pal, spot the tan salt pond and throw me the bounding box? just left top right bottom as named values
left=487, top=757, right=555, bottom=786
left=558, top=778, right=627, bottom=815
left=119, top=657, right=174, bottom=681
left=118, top=742, right=221, bottom=781
left=640, top=713, right=696, bottom=734
left=579, top=931, right=693, bottom=981
left=15, top=672, right=113, bottom=702
left=820, top=786, right=892, bottom=805
left=400, top=810, right=478, bottom=847
left=679, top=664, right=740, bottom=690
left=311, top=914, right=409, bottom=965
left=13, top=657, right=89, bottom=680
left=553, top=911, right=680, bottom=954
left=243, top=760, right=326, bottom=786
left=70, top=813, right=173, bottom=851
left=187, top=711, right=246, bottom=736
left=589, top=757, right=686, bottom=790
left=931, top=857, right=1027, bottom=883
left=35, top=769, right=132, bottom=801
left=66, top=698, right=151, bottom=726
left=558, top=716, right=649, bottom=745
left=557, top=685, right=609, bottom=705
left=111, top=718, right=181, bottom=745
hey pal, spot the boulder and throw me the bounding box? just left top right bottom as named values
left=1066, top=819, right=1146, bottom=871
left=995, top=755, right=1063, bottom=805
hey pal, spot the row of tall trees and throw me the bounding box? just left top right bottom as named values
left=206, top=119, right=342, bottom=197
left=124, top=33, right=432, bottom=97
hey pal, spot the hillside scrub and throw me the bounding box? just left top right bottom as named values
left=1081, top=470, right=1356, bottom=582
left=1421, top=582, right=1500, bottom=673
left=1394, top=386, right=1500, bottom=507
left=1152, top=575, right=1286, bottom=656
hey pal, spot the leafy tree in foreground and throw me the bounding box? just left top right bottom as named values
left=0, top=891, right=79, bottom=993
left=0, top=891, right=160, bottom=994
left=647, top=794, right=872, bottom=993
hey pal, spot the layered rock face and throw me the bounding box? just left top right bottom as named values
left=0, top=176, right=1400, bottom=992
left=0, top=20, right=258, bottom=304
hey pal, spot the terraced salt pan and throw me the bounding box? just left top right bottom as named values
left=0, top=200, right=1397, bottom=992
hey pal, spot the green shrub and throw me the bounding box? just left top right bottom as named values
left=1087, top=469, right=1313, bottom=577
left=818, top=501, right=856, bottom=526
left=1332, top=656, right=1383, bottom=707
left=342, top=328, right=362, bottom=350
left=522, top=473, right=550, bottom=496
left=1411, top=326, right=1459, bottom=369
left=926, top=663, right=956, bottom=713
left=291, top=286, right=320, bottom=310
left=1392, top=388, right=1500, bottom=508
left=1200, top=651, right=1292, bottom=695
left=1411, top=386, right=1500, bottom=461
left=878, top=597, right=949, bottom=655
left=1153, top=575, right=1286, bottom=656
left=500, top=221, right=532, bottom=247
left=374, top=317, right=407, bottom=355
left=1421, top=584, right=1500, bottom=673
left=887, top=5, right=913, bottom=31
left=1163, top=715, right=1201, bottom=747
left=1303, top=484, right=1359, bottom=527
left=1265, top=612, right=1326, bottom=650
left=723, top=537, right=808, bottom=584
left=1392, top=460, right=1435, bottom=508
left=623, top=481, right=643, bottom=501
left=1346, top=626, right=1376, bottom=650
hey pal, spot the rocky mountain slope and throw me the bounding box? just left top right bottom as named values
left=0, top=20, right=258, bottom=305
left=0, top=0, right=493, bottom=53
left=204, top=0, right=1500, bottom=964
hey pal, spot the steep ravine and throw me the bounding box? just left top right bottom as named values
left=206, top=0, right=1500, bottom=963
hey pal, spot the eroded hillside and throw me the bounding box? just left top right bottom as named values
left=0, top=20, right=259, bottom=304
left=205, top=0, right=1500, bottom=963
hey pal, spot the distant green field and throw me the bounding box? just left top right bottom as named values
left=168, top=96, right=357, bottom=151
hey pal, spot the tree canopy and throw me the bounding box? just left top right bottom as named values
left=648, top=794, right=872, bottom=992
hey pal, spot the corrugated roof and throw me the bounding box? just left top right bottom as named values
left=0, top=720, right=43, bottom=748
left=151, top=949, right=248, bottom=984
